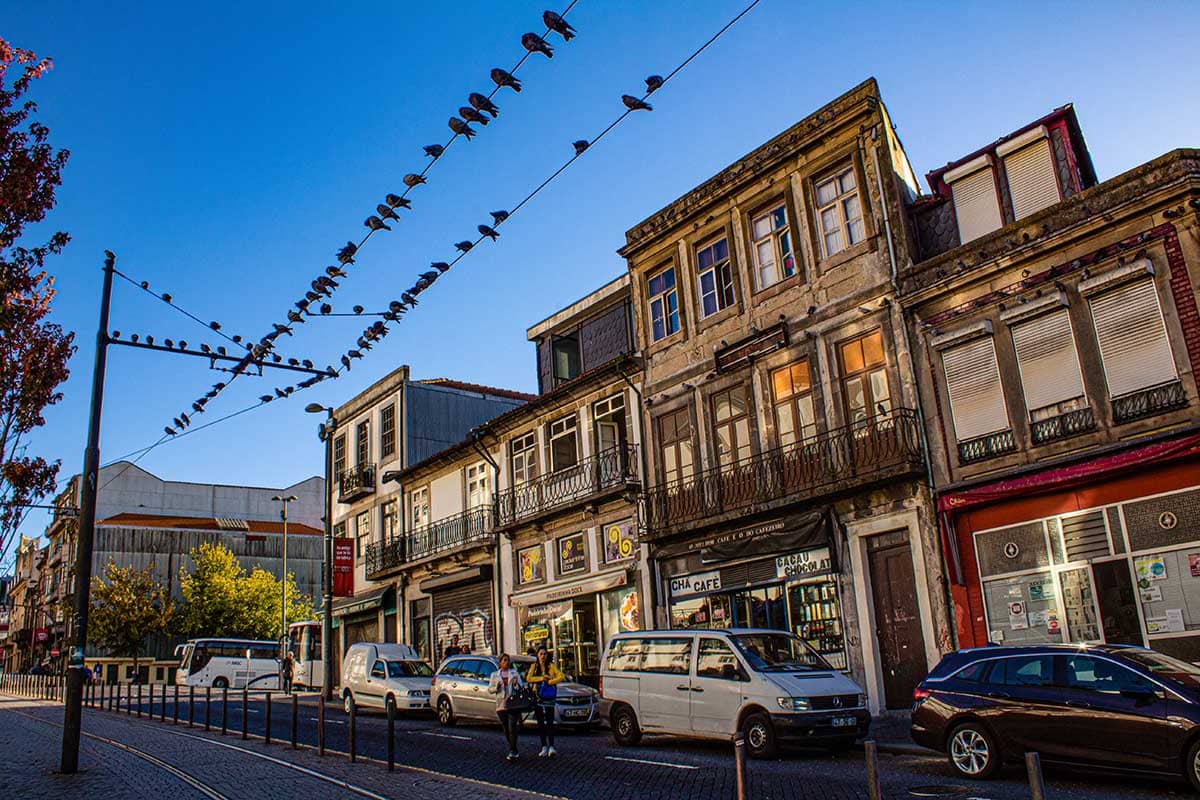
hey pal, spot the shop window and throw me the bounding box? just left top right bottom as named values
left=815, top=164, right=865, bottom=258
left=333, top=434, right=347, bottom=478
left=380, top=403, right=397, bottom=461
left=787, top=578, right=845, bottom=670
left=647, top=266, right=680, bottom=342
left=356, top=421, right=369, bottom=466
left=710, top=385, right=752, bottom=467
left=838, top=330, right=891, bottom=426
left=411, top=599, right=431, bottom=663
left=510, top=432, right=538, bottom=485
left=466, top=462, right=490, bottom=508
left=557, top=532, right=586, bottom=576
left=771, top=360, right=817, bottom=447
left=751, top=203, right=796, bottom=290
left=657, top=408, right=694, bottom=485
left=547, top=414, right=579, bottom=473
left=517, top=544, right=545, bottom=585
left=600, top=585, right=641, bottom=641
left=696, top=638, right=740, bottom=679
left=1088, top=279, right=1178, bottom=399
left=695, top=237, right=736, bottom=318
left=1010, top=309, right=1087, bottom=426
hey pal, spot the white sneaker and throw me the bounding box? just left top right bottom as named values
left=547, top=746, right=557, bottom=757
left=538, top=746, right=549, bottom=757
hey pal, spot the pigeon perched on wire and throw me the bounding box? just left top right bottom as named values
left=365, top=215, right=391, bottom=232
left=420, top=270, right=440, bottom=283
left=302, top=359, right=314, bottom=369
left=623, top=95, right=653, bottom=111
left=458, top=106, right=489, bottom=126
left=275, top=387, right=288, bottom=399
left=259, top=394, right=274, bottom=403
left=216, top=346, right=227, bottom=356
left=180, top=412, right=191, bottom=426
left=449, top=117, right=477, bottom=139
left=352, top=305, right=364, bottom=315
left=178, top=340, right=188, bottom=350
left=305, top=290, right=322, bottom=302
left=572, top=140, right=589, bottom=155
left=162, top=293, right=173, bottom=303
left=287, top=310, right=305, bottom=324
left=130, top=334, right=139, bottom=343
left=341, top=354, right=352, bottom=371
left=431, top=261, right=451, bottom=273
left=348, top=350, right=363, bottom=360
left=454, top=241, right=474, bottom=253
left=141, top=281, right=150, bottom=289
left=644, top=75, right=665, bottom=93
left=423, top=144, right=444, bottom=158
left=337, top=242, right=358, bottom=264
left=273, top=323, right=293, bottom=336
left=543, top=10, right=576, bottom=40
left=193, top=400, right=205, bottom=411
left=490, top=68, right=521, bottom=92
left=403, top=173, right=427, bottom=188
left=377, top=205, right=401, bottom=223
left=468, top=93, right=499, bottom=118
left=209, top=321, right=221, bottom=331
left=173, top=417, right=184, bottom=429
left=326, top=265, right=347, bottom=278
left=402, top=292, right=419, bottom=306
left=320, top=303, right=332, bottom=315
left=384, top=193, right=412, bottom=210
left=164, top=426, right=177, bottom=436
left=522, top=32, right=553, bottom=58
left=389, top=300, right=405, bottom=313
left=478, top=224, right=500, bottom=241
left=200, top=343, right=211, bottom=354
left=383, top=311, right=402, bottom=322
left=165, top=339, right=174, bottom=349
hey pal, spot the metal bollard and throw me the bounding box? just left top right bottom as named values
left=387, top=698, right=395, bottom=772
left=188, top=685, right=195, bottom=728
left=137, top=683, right=143, bottom=717
left=222, top=687, right=229, bottom=734
left=734, top=733, right=748, bottom=800
left=1026, top=752, right=1047, bottom=800
left=173, top=684, right=179, bottom=724
left=127, top=683, right=133, bottom=716
left=241, top=688, right=248, bottom=740
left=290, top=694, right=298, bottom=749
left=265, top=692, right=272, bottom=745
left=161, top=684, right=167, bottom=722
left=317, top=693, right=326, bottom=756
left=865, top=739, right=882, bottom=800
left=348, top=698, right=356, bottom=763
left=204, top=687, right=211, bottom=731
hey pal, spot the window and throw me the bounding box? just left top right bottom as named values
left=552, top=334, right=581, bottom=384
left=1089, top=279, right=1177, bottom=398
left=710, top=385, right=752, bottom=466
left=356, top=421, right=369, bottom=466
left=355, top=510, right=371, bottom=557
left=371, top=660, right=386, bottom=679
left=380, top=403, right=397, bottom=461
left=333, top=434, right=347, bottom=478
left=954, top=660, right=997, bottom=685
left=605, top=638, right=646, bottom=672
left=381, top=500, right=398, bottom=543
left=751, top=204, right=796, bottom=289
left=941, top=337, right=1009, bottom=442
left=1001, top=132, right=1059, bottom=220
left=648, top=266, right=680, bottom=342
left=641, top=638, right=692, bottom=675
left=997, top=655, right=1053, bottom=687
left=466, top=462, right=490, bottom=508
left=696, top=638, right=740, bottom=680
left=410, top=487, right=429, bottom=530
left=658, top=408, right=694, bottom=485
left=815, top=165, right=864, bottom=258
left=510, top=432, right=537, bottom=485
left=593, top=393, right=626, bottom=454
left=948, top=162, right=1003, bottom=243
left=1010, top=309, right=1086, bottom=421
left=517, top=544, right=544, bottom=585
left=333, top=521, right=346, bottom=540
left=771, top=361, right=817, bottom=447
left=1064, top=655, right=1156, bottom=695
left=696, top=237, right=736, bottom=318
left=839, top=330, right=891, bottom=425
left=557, top=532, right=586, bottom=575
left=547, top=414, right=578, bottom=473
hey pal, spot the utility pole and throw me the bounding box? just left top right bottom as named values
left=305, top=404, right=336, bottom=701
left=271, top=494, right=299, bottom=652
left=61, top=252, right=115, bottom=773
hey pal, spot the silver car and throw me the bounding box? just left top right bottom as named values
left=432, top=654, right=599, bottom=728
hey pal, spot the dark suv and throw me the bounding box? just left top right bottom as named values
left=911, top=644, right=1200, bottom=790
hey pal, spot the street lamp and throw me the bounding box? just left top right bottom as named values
left=305, top=402, right=336, bottom=701
left=271, top=494, right=299, bottom=656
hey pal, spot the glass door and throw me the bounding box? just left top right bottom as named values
left=1058, top=565, right=1101, bottom=642
left=573, top=597, right=600, bottom=687
left=1093, top=558, right=1144, bottom=645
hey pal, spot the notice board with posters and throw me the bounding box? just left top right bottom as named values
left=333, top=537, right=355, bottom=597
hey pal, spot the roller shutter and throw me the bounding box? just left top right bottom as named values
left=1011, top=309, right=1085, bottom=414
left=1089, top=280, right=1177, bottom=397
left=950, top=167, right=1003, bottom=244
left=1004, top=139, right=1060, bottom=220
left=942, top=337, right=1009, bottom=441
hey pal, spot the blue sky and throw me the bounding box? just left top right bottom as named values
left=6, top=1, right=1199, bottom=542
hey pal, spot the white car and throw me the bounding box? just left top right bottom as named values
left=600, top=628, right=869, bottom=758
left=341, top=642, right=433, bottom=714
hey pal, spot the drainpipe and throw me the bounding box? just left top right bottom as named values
left=470, top=427, right=504, bottom=654
left=616, top=358, right=660, bottom=624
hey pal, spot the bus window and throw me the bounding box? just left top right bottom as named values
left=190, top=644, right=211, bottom=675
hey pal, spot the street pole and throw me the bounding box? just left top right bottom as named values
left=271, top=494, right=298, bottom=655
left=61, top=252, right=115, bottom=773
left=323, top=415, right=335, bottom=701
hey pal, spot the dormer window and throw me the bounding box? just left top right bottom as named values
left=997, top=126, right=1060, bottom=220
left=945, top=155, right=1003, bottom=244
left=551, top=333, right=581, bottom=385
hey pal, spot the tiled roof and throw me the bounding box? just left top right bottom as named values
left=97, top=512, right=323, bottom=536
left=416, top=378, right=536, bottom=402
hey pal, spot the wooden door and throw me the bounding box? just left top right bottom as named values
left=867, top=532, right=928, bottom=709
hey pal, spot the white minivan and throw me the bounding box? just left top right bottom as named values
left=600, top=628, right=869, bottom=758
left=341, top=643, right=433, bottom=715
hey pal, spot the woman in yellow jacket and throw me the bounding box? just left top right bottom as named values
left=526, top=646, right=564, bottom=757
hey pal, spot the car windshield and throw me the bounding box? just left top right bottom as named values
left=386, top=660, right=432, bottom=678
left=1120, top=649, right=1200, bottom=685
left=729, top=632, right=829, bottom=672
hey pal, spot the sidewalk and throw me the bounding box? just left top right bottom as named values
left=862, top=713, right=929, bottom=757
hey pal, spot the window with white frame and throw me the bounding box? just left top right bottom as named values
left=593, top=393, right=627, bottom=454
left=380, top=403, right=397, bottom=461
left=333, top=434, right=347, bottom=477
left=547, top=414, right=579, bottom=473
left=695, top=237, right=736, bottom=318
left=815, top=165, right=865, bottom=258
left=1010, top=308, right=1087, bottom=422
left=941, top=337, right=1010, bottom=442
left=381, top=499, right=398, bottom=543
left=409, top=486, right=430, bottom=530
left=510, top=432, right=538, bottom=485
left=751, top=204, right=796, bottom=289
left=355, top=510, right=371, bottom=557
left=356, top=421, right=369, bottom=465
left=647, top=266, right=679, bottom=342
left=466, top=462, right=490, bottom=508
left=1088, top=279, right=1178, bottom=398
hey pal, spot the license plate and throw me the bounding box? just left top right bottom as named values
left=564, top=708, right=589, bottom=718
left=831, top=716, right=856, bottom=728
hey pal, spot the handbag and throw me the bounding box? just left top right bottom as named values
left=505, top=682, right=536, bottom=712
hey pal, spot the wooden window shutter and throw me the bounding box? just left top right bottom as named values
left=1089, top=280, right=1177, bottom=398
left=1010, top=309, right=1086, bottom=414
left=949, top=167, right=1003, bottom=244
left=941, top=337, right=1009, bottom=442
left=1004, top=139, right=1060, bottom=220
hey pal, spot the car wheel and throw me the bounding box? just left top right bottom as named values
left=947, top=722, right=999, bottom=779
left=437, top=696, right=455, bottom=726
left=1185, top=738, right=1200, bottom=792
left=343, top=691, right=355, bottom=715
left=741, top=712, right=778, bottom=759
left=212, top=677, right=229, bottom=689
left=611, top=704, right=642, bottom=746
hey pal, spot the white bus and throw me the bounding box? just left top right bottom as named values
left=175, top=638, right=282, bottom=689
left=287, top=621, right=324, bottom=690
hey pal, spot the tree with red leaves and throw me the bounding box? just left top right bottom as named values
left=1, top=38, right=76, bottom=564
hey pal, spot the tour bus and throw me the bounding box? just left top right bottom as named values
left=287, top=620, right=324, bottom=690
left=175, top=638, right=282, bottom=689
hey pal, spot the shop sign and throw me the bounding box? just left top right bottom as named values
left=1134, top=554, right=1167, bottom=585
left=615, top=587, right=640, bottom=632
left=775, top=547, right=831, bottom=580
left=517, top=600, right=572, bottom=628
left=511, top=570, right=628, bottom=607
left=1190, top=553, right=1200, bottom=578
left=518, top=544, right=545, bottom=584
left=50, top=648, right=60, bottom=658
left=1007, top=601, right=1028, bottom=631
left=604, top=521, right=637, bottom=563
left=34, top=627, right=49, bottom=643
left=523, top=624, right=550, bottom=645
left=670, top=570, right=722, bottom=598
left=333, top=537, right=355, bottom=597
left=558, top=533, right=586, bottom=575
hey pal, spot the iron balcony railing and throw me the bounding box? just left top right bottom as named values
left=1030, top=406, right=1097, bottom=445
left=496, top=444, right=639, bottom=529
left=643, top=410, right=923, bottom=535
left=365, top=506, right=493, bottom=577
left=1112, top=380, right=1188, bottom=424
left=338, top=463, right=376, bottom=502
left=957, top=429, right=1017, bottom=465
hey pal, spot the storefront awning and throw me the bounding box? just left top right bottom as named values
left=509, top=569, right=629, bottom=608
left=331, top=585, right=389, bottom=618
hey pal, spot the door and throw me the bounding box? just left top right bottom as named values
left=365, top=659, right=388, bottom=708
left=690, top=637, right=745, bottom=735
left=867, top=532, right=928, bottom=709
left=573, top=597, right=601, bottom=688
left=636, top=637, right=694, bottom=732
left=1093, top=560, right=1143, bottom=645
left=460, top=658, right=494, bottom=719
left=986, top=654, right=1066, bottom=759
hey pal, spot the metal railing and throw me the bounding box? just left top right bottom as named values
left=1112, top=380, right=1188, bottom=424
left=643, top=410, right=922, bottom=535
left=496, top=444, right=639, bottom=529
left=338, top=463, right=376, bottom=501
left=957, top=428, right=1017, bottom=465
left=1030, top=406, right=1097, bottom=445
left=365, top=506, right=493, bottom=576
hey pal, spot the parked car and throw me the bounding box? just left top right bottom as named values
left=432, top=654, right=600, bottom=727
left=340, top=642, right=433, bottom=715
left=911, top=643, right=1200, bottom=791
left=600, top=628, right=868, bottom=759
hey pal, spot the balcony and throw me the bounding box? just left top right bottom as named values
left=1112, top=380, right=1188, bottom=425
left=643, top=410, right=923, bottom=538
left=957, top=429, right=1017, bottom=465
left=365, top=507, right=493, bottom=577
left=496, top=444, right=639, bottom=530
left=1030, top=406, right=1097, bottom=445
left=338, top=463, right=376, bottom=503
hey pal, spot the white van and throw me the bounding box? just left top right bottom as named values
left=600, top=629, right=868, bottom=758
left=341, top=643, right=433, bottom=714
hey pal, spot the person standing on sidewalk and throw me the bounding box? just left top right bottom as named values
left=487, top=653, right=526, bottom=761
left=280, top=652, right=295, bottom=695
left=525, top=647, right=563, bottom=758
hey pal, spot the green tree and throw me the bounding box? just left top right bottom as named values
left=177, top=542, right=314, bottom=640
left=89, top=561, right=173, bottom=678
